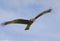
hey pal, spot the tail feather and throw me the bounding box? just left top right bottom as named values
left=25, top=24, right=31, bottom=30
left=25, top=20, right=34, bottom=30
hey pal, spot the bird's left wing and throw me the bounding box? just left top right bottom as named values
left=34, top=9, right=52, bottom=20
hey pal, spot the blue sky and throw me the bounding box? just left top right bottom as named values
left=0, top=0, right=60, bottom=41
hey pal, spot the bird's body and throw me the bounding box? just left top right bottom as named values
left=2, top=9, right=52, bottom=30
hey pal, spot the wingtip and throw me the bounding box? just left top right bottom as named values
left=43, top=8, right=52, bottom=12
left=2, top=22, right=8, bottom=25
left=48, top=9, right=52, bottom=12
left=0, top=22, right=6, bottom=27
left=1, top=22, right=10, bottom=26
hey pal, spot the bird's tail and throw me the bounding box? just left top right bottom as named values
left=25, top=23, right=32, bottom=30
left=25, top=20, right=34, bottom=30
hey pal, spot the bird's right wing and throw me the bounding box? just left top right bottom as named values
left=2, top=19, right=30, bottom=25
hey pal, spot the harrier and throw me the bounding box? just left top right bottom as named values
left=2, top=9, right=52, bottom=30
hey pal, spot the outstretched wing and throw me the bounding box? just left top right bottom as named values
left=2, top=19, right=30, bottom=25
left=34, top=9, right=52, bottom=20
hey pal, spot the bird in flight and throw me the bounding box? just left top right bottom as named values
left=2, top=9, right=52, bottom=30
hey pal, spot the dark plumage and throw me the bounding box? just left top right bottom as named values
left=2, top=9, right=52, bottom=30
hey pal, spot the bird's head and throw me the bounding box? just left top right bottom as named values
left=30, top=18, right=35, bottom=22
